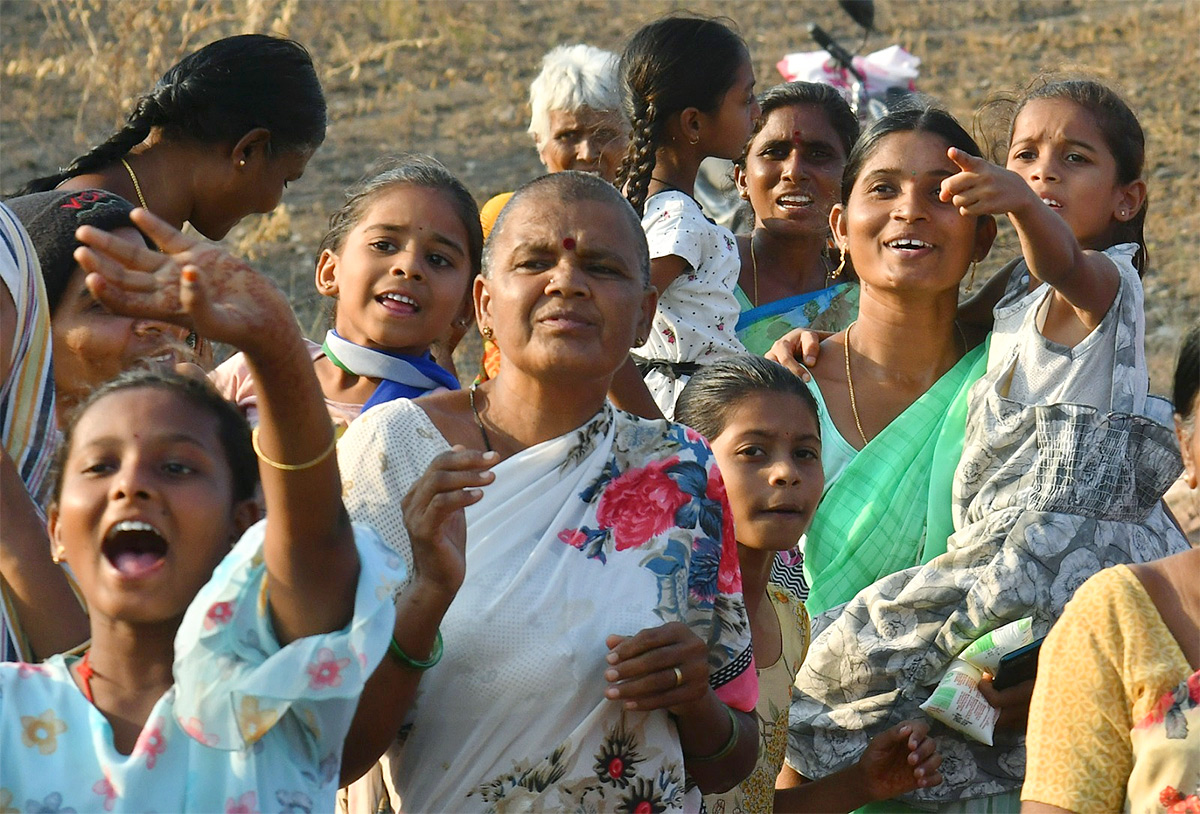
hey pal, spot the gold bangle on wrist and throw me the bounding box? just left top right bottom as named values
left=251, top=427, right=336, bottom=472
left=682, top=704, right=740, bottom=763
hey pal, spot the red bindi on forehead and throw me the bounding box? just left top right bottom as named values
left=562, top=237, right=576, bottom=251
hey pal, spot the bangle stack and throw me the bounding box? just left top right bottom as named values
left=682, top=704, right=740, bottom=763
left=388, top=629, right=443, bottom=670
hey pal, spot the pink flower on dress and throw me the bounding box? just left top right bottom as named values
left=181, top=716, right=219, bottom=746
left=204, top=601, right=234, bottom=630
left=596, top=458, right=690, bottom=550
left=93, top=773, right=118, bottom=811
left=226, top=791, right=258, bottom=814
left=306, top=647, right=351, bottom=690
left=706, top=468, right=742, bottom=594
left=558, top=528, right=588, bottom=548
left=133, top=716, right=167, bottom=768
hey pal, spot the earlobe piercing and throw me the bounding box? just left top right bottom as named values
left=238, top=159, right=247, bottom=168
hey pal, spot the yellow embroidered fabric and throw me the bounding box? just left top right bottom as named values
left=1022, top=565, right=1192, bottom=813
left=705, top=583, right=810, bottom=814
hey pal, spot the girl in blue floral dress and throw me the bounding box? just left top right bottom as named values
left=0, top=208, right=463, bottom=811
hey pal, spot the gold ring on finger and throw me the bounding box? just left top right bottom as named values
left=673, top=666, right=683, bottom=687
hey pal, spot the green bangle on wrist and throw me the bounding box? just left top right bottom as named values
left=388, top=629, right=443, bottom=670
left=682, top=704, right=740, bottom=763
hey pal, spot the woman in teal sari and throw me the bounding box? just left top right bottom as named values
left=732, top=82, right=861, bottom=356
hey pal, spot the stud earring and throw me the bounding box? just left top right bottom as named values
left=481, top=325, right=494, bottom=341
left=51, top=547, right=63, bottom=564
left=238, top=159, right=247, bottom=167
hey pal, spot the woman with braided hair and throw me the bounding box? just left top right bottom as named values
left=16, top=34, right=324, bottom=242
left=609, top=15, right=760, bottom=420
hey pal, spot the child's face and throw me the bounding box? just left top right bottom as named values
left=834, top=131, right=987, bottom=294
left=701, top=57, right=760, bottom=161
left=708, top=391, right=823, bottom=551
left=1006, top=98, right=1131, bottom=250
left=317, top=185, right=473, bottom=356
left=49, top=387, right=252, bottom=628
left=737, top=103, right=847, bottom=238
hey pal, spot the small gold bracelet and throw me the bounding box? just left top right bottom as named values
left=682, top=704, right=740, bottom=763
left=251, top=427, right=336, bottom=472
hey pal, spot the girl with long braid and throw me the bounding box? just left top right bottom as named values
left=610, top=16, right=760, bottom=420
left=16, top=34, right=324, bottom=242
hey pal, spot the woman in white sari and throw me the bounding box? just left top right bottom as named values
left=338, top=171, right=758, bottom=812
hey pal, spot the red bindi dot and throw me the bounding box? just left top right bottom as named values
left=562, top=237, right=576, bottom=250
left=793, top=130, right=802, bottom=143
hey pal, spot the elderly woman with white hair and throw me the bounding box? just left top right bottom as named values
left=476, top=43, right=628, bottom=380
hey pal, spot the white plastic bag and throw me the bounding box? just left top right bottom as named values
left=919, top=659, right=1000, bottom=746
left=919, top=618, right=1035, bottom=745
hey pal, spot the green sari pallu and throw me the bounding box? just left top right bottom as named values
left=803, top=338, right=990, bottom=615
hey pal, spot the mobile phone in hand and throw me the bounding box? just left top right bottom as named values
left=993, top=636, right=1045, bottom=691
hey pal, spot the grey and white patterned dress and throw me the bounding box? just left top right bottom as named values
left=787, top=245, right=1188, bottom=808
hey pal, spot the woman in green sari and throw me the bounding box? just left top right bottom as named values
left=766, top=108, right=996, bottom=616
left=732, top=82, right=861, bottom=357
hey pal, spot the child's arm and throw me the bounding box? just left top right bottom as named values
left=74, top=209, right=359, bottom=645
left=940, top=148, right=1119, bottom=343
left=340, top=445, right=489, bottom=783
left=774, top=720, right=942, bottom=813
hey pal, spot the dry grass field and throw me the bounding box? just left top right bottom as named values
left=2, top=0, right=1196, bottom=390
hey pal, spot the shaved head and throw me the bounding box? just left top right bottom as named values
left=483, top=171, right=650, bottom=286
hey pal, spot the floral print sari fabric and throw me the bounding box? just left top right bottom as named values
left=335, top=399, right=755, bottom=813
left=0, top=522, right=403, bottom=812
left=788, top=246, right=1187, bottom=806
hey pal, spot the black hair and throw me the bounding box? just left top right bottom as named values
left=675, top=355, right=819, bottom=443
left=484, top=170, right=650, bottom=286
left=734, top=81, right=859, bottom=172
left=1013, top=79, right=1148, bottom=273
left=1175, top=324, right=1200, bottom=423
left=51, top=369, right=258, bottom=507
left=842, top=104, right=984, bottom=203
left=18, top=34, right=326, bottom=195
left=614, top=15, right=749, bottom=214
left=319, top=154, right=483, bottom=276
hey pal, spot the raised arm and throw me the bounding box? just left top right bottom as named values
left=940, top=148, right=1120, bottom=341
left=73, top=209, right=358, bottom=644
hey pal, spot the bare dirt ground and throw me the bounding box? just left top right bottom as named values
left=2, top=0, right=1196, bottom=391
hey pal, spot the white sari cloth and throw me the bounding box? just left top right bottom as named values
left=337, top=399, right=756, bottom=813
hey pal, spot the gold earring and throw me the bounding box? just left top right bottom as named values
left=689, top=135, right=699, bottom=145
left=481, top=325, right=494, bottom=341
left=51, top=547, right=63, bottom=564
left=238, top=159, right=247, bottom=167
left=831, top=245, right=847, bottom=280
left=965, top=260, right=978, bottom=293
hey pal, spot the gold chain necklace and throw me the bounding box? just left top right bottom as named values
left=750, top=233, right=839, bottom=308
left=749, top=234, right=761, bottom=307
left=844, top=319, right=869, bottom=446
left=120, top=158, right=149, bottom=209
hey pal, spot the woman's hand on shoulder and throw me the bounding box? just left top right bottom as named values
left=73, top=207, right=296, bottom=357
left=402, top=445, right=498, bottom=599
left=766, top=327, right=830, bottom=381
left=603, top=621, right=709, bottom=714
